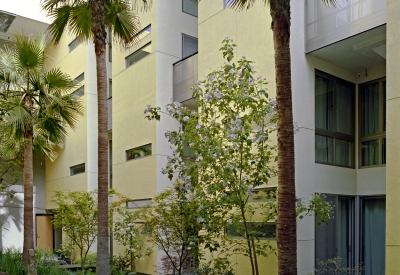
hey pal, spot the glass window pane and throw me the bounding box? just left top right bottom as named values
left=126, top=43, right=151, bottom=68
left=361, top=198, right=386, bottom=275
left=335, top=139, right=353, bottom=167
left=315, top=196, right=337, bottom=265
left=361, top=140, right=379, bottom=166
left=183, top=0, right=198, bottom=16
left=337, top=198, right=353, bottom=268
left=126, top=144, right=152, bottom=161
left=383, top=81, right=386, bottom=132
left=315, top=135, right=334, bottom=164
left=382, top=138, right=386, bottom=164
left=182, top=35, right=198, bottom=58
left=336, top=81, right=354, bottom=135
left=360, top=82, right=379, bottom=136
left=315, top=75, right=334, bottom=131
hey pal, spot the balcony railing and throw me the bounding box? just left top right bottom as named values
left=306, top=0, right=386, bottom=53
left=173, top=53, right=198, bottom=103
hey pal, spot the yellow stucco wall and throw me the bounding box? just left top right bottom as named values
left=199, top=1, right=278, bottom=273
left=386, top=0, right=400, bottom=273
left=45, top=34, right=89, bottom=209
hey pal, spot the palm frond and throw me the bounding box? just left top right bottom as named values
left=12, top=33, right=45, bottom=72
left=106, top=0, right=141, bottom=47
left=131, top=0, right=152, bottom=12
left=47, top=5, right=73, bottom=44
left=69, top=3, right=93, bottom=41
left=44, top=68, right=76, bottom=94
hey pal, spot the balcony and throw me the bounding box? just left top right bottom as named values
left=306, top=0, right=386, bottom=53
left=173, top=53, right=198, bottom=104
left=108, top=98, right=112, bottom=131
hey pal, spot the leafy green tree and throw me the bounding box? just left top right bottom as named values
left=0, top=33, right=84, bottom=273
left=112, top=207, right=152, bottom=272
left=40, top=1, right=151, bottom=272
left=191, top=1, right=339, bottom=273
left=145, top=38, right=277, bottom=275
left=52, top=190, right=98, bottom=271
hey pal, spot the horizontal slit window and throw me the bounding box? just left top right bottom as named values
left=72, top=86, right=84, bottom=97
left=70, top=163, right=85, bottom=176
left=126, top=199, right=152, bottom=209
left=68, top=38, right=81, bottom=53
left=226, top=222, right=276, bottom=239
left=125, top=42, right=151, bottom=68
left=126, top=144, right=152, bottom=161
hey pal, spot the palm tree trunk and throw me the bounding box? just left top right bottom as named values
left=22, top=135, right=36, bottom=275
left=269, top=1, right=297, bottom=274
left=91, top=1, right=110, bottom=274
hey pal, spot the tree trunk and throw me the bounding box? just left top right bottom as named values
left=91, top=1, right=109, bottom=274
left=269, top=1, right=297, bottom=275
left=22, top=134, right=35, bottom=272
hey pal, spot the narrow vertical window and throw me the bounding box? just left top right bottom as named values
left=359, top=79, right=386, bottom=167
left=182, top=34, right=198, bottom=59
left=108, top=79, right=112, bottom=98
left=315, top=72, right=355, bottom=167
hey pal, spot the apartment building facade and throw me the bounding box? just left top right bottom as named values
left=0, top=0, right=398, bottom=274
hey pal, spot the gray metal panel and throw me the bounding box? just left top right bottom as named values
left=173, top=54, right=198, bottom=103
left=306, top=0, right=386, bottom=53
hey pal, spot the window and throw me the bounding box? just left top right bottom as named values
left=315, top=72, right=355, bottom=167
left=108, top=29, right=112, bottom=62
left=226, top=222, right=276, bottom=239
left=182, top=0, right=198, bottom=17
left=133, top=25, right=151, bottom=41
left=68, top=37, right=81, bottom=53
left=126, top=199, right=152, bottom=209
left=108, top=79, right=112, bottom=98
left=72, top=86, right=84, bottom=97
left=224, top=0, right=233, bottom=8
left=182, top=34, right=198, bottom=59
left=125, top=42, right=151, bottom=68
left=72, top=73, right=85, bottom=97
left=74, top=73, right=84, bottom=83
left=70, top=163, right=85, bottom=175
left=315, top=195, right=386, bottom=275
left=126, top=144, right=152, bottom=161
left=359, top=79, right=386, bottom=167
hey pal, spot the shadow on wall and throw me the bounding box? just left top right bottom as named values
left=0, top=191, right=24, bottom=250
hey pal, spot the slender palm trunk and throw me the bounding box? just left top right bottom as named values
left=91, top=1, right=109, bottom=274
left=22, top=135, right=36, bottom=275
left=270, top=1, right=297, bottom=274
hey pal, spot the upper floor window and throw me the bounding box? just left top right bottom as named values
left=126, top=144, right=152, bottom=161
left=182, top=34, right=198, bottom=59
left=70, top=163, right=85, bottom=175
left=360, top=79, right=386, bottom=166
left=125, top=42, right=151, bottom=68
left=315, top=71, right=355, bottom=168
left=134, top=25, right=152, bottom=41
left=182, top=0, right=198, bottom=17
left=72, top=73, right=84, bottom=97
left=108, top=79, right=112, bottom=98
left=68, top=37, right=81, bottom=53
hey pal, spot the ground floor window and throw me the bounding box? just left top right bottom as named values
left=315, top=195, right=385, bottom=275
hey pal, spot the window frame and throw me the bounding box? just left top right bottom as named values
left=68, top=37, right=82, bottom=53
left=126, top=144, right=152, bottom=161
left=182, top=0, right=198, bottom=17
left=315, top=70, right=356, bottom=168
left=70, top=163, right=85, bottom=176
left=358, top=78, right=386, bottom=168
left=125, top=42, right=151, bottom=68
left=182, top=33, right=198, bottom=59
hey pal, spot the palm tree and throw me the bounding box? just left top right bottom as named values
left=0, top=33, right=84, bottom=274
left=41, top=0, right=150, bottom=273
left=218, top=0, right=336, bottom=274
